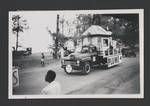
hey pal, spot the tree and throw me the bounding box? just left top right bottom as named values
left=92, top=14, right=139, bottom=47
left=47, top=31, right=68, bottom=59
left=92, top=14, right=102, bottom=25
left=59, top=16, right=65, bottom=35
left=12, top=15, right=29, bottom=51
left=76, top=14, right=93, bottom=34
left=47, top=14, right=68, bottom=59
left=107, top=15, right=139, bottom=46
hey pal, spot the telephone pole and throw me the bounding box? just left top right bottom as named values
left=55, top=14, right=59, bottom=59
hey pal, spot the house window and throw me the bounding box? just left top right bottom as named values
left=114, top=49, right=117, bottom=54
left=103, top=39, right=108, bottom=47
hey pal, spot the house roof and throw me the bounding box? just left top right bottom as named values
left=81, top=25, right=112, bottom=36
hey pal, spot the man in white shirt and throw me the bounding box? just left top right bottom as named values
left=41, top=70, right=61, bottom=95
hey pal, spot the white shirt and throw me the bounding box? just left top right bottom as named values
left=41, top=81, right=61, bottom=95
left=59, top=48, right=64, bottom=58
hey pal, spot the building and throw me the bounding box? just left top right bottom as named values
left=79, top=25, right=113, bottom=51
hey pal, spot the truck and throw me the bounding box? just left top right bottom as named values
left=61, top=25, right=122, bottom=74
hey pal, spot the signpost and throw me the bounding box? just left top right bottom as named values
left=13, top=67, right=19, bottom=88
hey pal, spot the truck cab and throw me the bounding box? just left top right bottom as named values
left=61, top=44, right=100, bottom=74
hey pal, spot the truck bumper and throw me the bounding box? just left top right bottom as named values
left=61, top=65, right=83, bottom=72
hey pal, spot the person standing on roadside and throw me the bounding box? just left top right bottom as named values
left=41, top=53, right=45, bottom=66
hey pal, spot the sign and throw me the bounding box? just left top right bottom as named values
left=93, top=56, right=96, bottom=62
left=13, top=67, right=19, bottom=88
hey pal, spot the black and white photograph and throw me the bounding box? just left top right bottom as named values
left=8, top=9, right=144, bottom=99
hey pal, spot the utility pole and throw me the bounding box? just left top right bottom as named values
left=55, top=14, right=59, bottom=59
left=56, top=14, right=59, bottom=34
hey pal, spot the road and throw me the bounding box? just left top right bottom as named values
left=13, top=55, right=140, bottom=95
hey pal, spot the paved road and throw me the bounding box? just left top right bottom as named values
left=13, top=56, right=140, bottom=95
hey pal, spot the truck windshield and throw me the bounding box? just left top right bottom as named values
left=74, top=47, right=82, bottom=53
left=81, top=47, right=89, bottom=53
left=74, top=46, right=89, bottom=53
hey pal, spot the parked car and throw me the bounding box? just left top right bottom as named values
left=122, top=47, right=136, bottom=57
left=24, top=48, right=32, bottom=56
left=12, top=47, right=32, bottom=57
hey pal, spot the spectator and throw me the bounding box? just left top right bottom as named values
left=41, top=53, right=45, bottom=66
left=59, top=47, right=65, bottom=58
left=41, top=70, right=61, bottom=95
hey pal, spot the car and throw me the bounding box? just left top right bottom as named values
left=23, top=48, right=32, bottom=56
left=122, top=47, right=136, bottom=57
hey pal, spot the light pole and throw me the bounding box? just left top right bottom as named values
left=55, top=14, right=59, bottom=59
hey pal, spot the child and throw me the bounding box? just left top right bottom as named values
left=41, top=70, right=61, bottom=95
left=41, top=53, right=45, bottom=66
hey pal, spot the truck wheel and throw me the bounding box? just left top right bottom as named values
left=82, top=62, right=91, bottom=75
left=64, top=65, right=72, bottom=74
left=104, top=65, right=108, bottom=70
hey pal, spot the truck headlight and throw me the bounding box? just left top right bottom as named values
left=77, top=60, right=80, bottom=65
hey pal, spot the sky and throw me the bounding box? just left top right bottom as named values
left=9, top=11, right=58, bottom=53
left=9, top=11, right=78, bottom=53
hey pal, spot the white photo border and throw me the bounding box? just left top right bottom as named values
left=8, top=9, right=144, bottom=99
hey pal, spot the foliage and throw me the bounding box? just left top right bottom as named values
left=76, top=14, right=93, bottom=34
left=12, top=15, right=29, bottom=51
left=47, top=14, right=139, bottom=59
left=92, top=14, right=139, bottom=47
left=47, top=27, right=69, bottom=58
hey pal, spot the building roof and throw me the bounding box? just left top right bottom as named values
left=81, top=25, right=112, bottom=36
